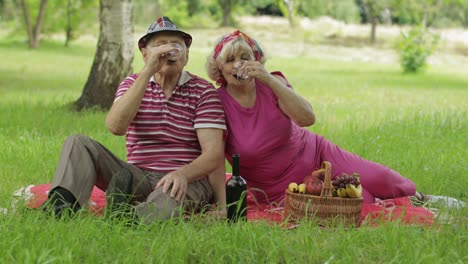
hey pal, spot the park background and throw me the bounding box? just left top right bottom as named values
left=0, top=0, right=467, bottom=263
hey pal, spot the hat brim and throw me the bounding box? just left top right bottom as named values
left=138, top=30, right=192, bottom=50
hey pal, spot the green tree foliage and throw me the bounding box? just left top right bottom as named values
left=216, top=0, right=243, bottom=27
left=362, top=0, right=390, bottom=43
left=428, top=0, right=468, bottom=27
left=298, top=0, right=360, bottom=23
left=44, top=0, right=98, bottom=45
left=2, top=0, right=467, bottom=44
left=244, top=0, right=281, bottom=16
left=159, top=0, right=189, bottom=25
left=457, top=0, right=468, bottom=27
left=0, top=0, right=18, bottom=21
left=391, top=0, right=437, bottom=26
left=391, top=0, right=466, bottom=28
left=133, top=0, right=222, bottom=28
left=274, top=0, right=301, bottom=27
left=187, top=0, right=201, bottom=16
left=7, top=0, right=98, bottom=46
left=1, top=0, right=13, bottom=22
left=132, top=0, right=162, bottom=26
left=397, top=26, right=439, bottom=73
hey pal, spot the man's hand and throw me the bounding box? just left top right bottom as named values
left=143, top=43, right=182, bottom=75
left=156, top=171, right=188, bottom=203
left=154, top=128, right=224, bottom=204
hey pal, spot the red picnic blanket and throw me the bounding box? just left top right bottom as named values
left=19, top=181, right=434, bottom=227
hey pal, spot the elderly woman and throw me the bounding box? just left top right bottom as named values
left=206, top=30, right=421, bottom=205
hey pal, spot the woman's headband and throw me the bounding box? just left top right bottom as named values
left=213, top=30, right=263, bottom=61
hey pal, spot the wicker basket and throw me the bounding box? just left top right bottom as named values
left=283, top=161, right=362, bottom=226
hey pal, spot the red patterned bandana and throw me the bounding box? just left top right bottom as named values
left=213, top=30, right=263, bottom=61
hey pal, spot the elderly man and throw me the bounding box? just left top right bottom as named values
left=45, top=16, right=226, bottom=223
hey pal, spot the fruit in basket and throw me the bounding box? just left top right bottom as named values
left=304, top=176, right=323, bottom=196
left=310, top=169, right=325, bottom=181
left=346, top=184, right=362, bottom=198
left=303, top=175, right=313, bottom=183
left=332, top=173, right=361, bottom=198
left=298, top=183, right=306, bottom=194
left=332, top=174, right=359, bottom=189
left=337, top=188, right=348, bottom=198
left=288, top=182, right=298, bottom=193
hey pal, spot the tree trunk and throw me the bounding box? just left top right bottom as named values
left=18, top=0, right=33, bottom=47
left=284, top=0, right=294, bottom=28
left=31, top=0, right=48, bottom=48
left=65, top=0, right=72, bottom=47
left=370, top=17, right=377, bottom=44
left=74, top=0, right=134, bottom=111
left=422, top=1, right=428, bottom=28
left=465, top=9, right=468, bottom=28
left=19, top=0, right=48, bottom=49
left=221, top=1, right=231, bottom=27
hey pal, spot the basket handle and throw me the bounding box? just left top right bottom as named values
left=320, top=161, right=333, bottom=197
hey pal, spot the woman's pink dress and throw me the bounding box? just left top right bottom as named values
left=218, top=72, right=416, bottom=204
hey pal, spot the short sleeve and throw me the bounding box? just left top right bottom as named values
left=271, top=71, right=293, bottom=89
left=264, top=71, right=293, bottom=102
left=194, top=86, right=227, bottom=131
left=114, top=74, right=138, bottom=102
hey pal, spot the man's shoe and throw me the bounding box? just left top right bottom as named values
left=106, top=168, right=134, bottom=214
left=42, top=187, right=80, bottom=218
left=42, top=202, right=79, bottom=218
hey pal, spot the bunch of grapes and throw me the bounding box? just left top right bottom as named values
left=332, top=173, right=360, bottom=189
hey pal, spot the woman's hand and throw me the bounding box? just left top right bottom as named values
left=237, top=60, right=272, bottom=83
left=238, top=62, right=316, bottom=127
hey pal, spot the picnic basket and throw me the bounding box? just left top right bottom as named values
left=283, top=161, right=363, bottom=226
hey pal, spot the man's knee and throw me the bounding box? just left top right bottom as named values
left=65, top=134, right=91, bottom=146
left=186, top=179, right=213, bottom=203
left=135, top=189, right=181, bottom=223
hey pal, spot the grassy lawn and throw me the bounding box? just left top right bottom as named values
left=0, top=34, right=466, bottom=263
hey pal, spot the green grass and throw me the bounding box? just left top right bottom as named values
left=0, top=35, right=467, bottom=263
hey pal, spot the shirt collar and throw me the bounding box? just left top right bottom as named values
left=150, top=71, right=191, bottom=86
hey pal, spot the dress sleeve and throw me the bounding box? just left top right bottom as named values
left=271, top=71, right=293, bottom=89
left=263, top=71, right=293, bottom=102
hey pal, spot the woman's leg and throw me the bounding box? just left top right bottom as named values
left=319, top=138, right=416, bottom=203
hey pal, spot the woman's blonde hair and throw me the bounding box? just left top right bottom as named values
left=206, top=35, right=267, bottom=85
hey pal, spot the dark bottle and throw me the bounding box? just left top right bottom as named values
left=226, top=154, right=247, bottom=222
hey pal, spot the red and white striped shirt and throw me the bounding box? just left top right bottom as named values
left=115, top=71, right=226, bottom=172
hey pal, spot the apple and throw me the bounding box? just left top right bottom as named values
left=303, top=175, right=314, bottom=183
left=304, top=176, right=323, bottom=196
left=310, top=169, right=325, bottom=181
